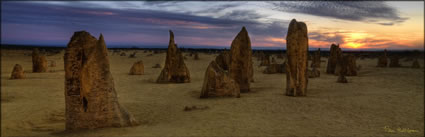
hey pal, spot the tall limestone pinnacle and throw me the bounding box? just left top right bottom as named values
left=285, top=19, right=309, bottom=96
left=64, top=31, right=138, bottom=130
left=156, top=30, right=191, bottom=83
left=229, top=26, right=253, bottom=93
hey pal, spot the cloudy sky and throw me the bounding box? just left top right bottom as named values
left=1, top=1, right=423, bottom=50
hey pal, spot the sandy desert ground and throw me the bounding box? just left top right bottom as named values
left=1, top=49, right=424, bottom=136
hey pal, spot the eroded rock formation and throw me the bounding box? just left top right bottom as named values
left=311, top=48, right=321, bottom=68
left=10, top=64, right=25, bottom=79
left=200, top=61, right=240, bottom=98
left=64, top=31, right=138, bottom=130
left=156, top=30, right=191, bottom=83
left=129, top=60, right=144, bottom=75
left=215, top=51, right=231, bottom=70
left=326, top=44, right=342, bottom=74
left=285, top=19, right=308, bottom=96
left=32, top=48, right=48, bottom=72
left=229, top=27, right=253, bottom=92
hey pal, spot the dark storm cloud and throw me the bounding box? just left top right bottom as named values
left=1, top=2, right=289, bottom=47
left=270, top=1, right=408, bottom=26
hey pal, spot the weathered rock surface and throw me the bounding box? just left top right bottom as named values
left=285, top=19, right=308, bottom=96
left=32, top=48, right=48, bottom=72
left=229, top=27, right=253, bottom=92
left=64, top=31, right=138, bottom=130
left=200, top=61, right=240, bottom=98
left=335, top=54, right=357, bottom=76
left=10, top=64, right=25, bottom=79
left=129, top=60, right=144, bottom=75
left=215, top=51, right=231, bottom=70
left=156, top=30, right=191, bottom=83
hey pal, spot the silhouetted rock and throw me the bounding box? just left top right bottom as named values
left=311, top=48, right=321, bottom=68
left=412, top=59, right=420, bottom=68
left=129, top=60, right=144, bottom=75
left=389, top=56, right=401, bottom=67
left=10, top=64, right=25, bottom=79
left=156, top=30, right=191, bottom=83
left=285, top=19, right=308, bottom=96
left=200, top=61, right=240, bottom=98
left=335, top=54, right=357, bottom=76
left=326, top=44, right=342, bottom=74
left=229, top=27, right=253, bottom=92
left=377, top=49, right=388, bottom=67
left=64, top=31, right=138, bottom=130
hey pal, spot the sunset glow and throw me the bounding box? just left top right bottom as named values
left=1, top=1, right=423, bottom=50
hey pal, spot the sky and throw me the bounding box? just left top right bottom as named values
left=1, top=1, right=424, bottom=50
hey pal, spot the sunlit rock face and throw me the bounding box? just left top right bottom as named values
left=64, top=31, right=138, bottom=130
left=200, top=60, right=240, bottom=98
left=156, top=30, right=191, bottom=83
left=285, top=19, right=308, bottom=97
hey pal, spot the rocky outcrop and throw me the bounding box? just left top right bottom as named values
left=10, top=64, right=25, bottom=79
left=326, top=44, right=342, bottom=74
left=129, top=60, right=144, bottom=75
left=215, top=51, right=231, bottom=70
left=32, top=48, right=48, bottom=72
left=335, top=54, right=357, bottom=76
left=311, top=48, right=321, bottom=68
left=156, top=30, right=191, bottom=83
left=229, top=27, right=253, bottom=92
left=64, top=31, right=138, bottom=130
left=200, top=61, right=240, bottom=98
left=285, top=19, right=308, bottom=96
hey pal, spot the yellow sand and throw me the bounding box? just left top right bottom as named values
left=1, top=49, right=424, bottom=136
